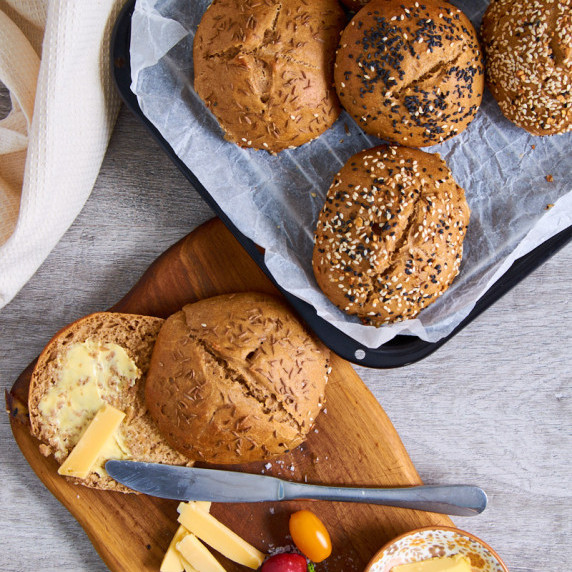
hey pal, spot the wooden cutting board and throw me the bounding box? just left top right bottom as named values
left=7, top=217, right=451, bottom=572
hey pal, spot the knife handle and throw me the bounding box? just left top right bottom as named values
left=280, top=482, right=487, bottom=516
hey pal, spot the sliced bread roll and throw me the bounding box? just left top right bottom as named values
left=28, top=312, right=190, bottom=492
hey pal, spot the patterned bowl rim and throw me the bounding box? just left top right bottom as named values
left=363, top=526, right=510, bottom=572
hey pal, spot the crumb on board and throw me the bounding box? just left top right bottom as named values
left=546, top=203, right=554, bottom=210
left=546, top=174, right=554, bottom=182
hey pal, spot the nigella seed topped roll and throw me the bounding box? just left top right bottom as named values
left=334, top=0, right=484, bottom=147
left=312, top=145, right=470, bottom=326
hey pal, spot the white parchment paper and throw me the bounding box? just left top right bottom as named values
left=130, top=0, right=572, bottom=348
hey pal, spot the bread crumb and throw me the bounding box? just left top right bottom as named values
left=545, top=174, right=554, bottom=182
left=546, top=203, right=554, bottom=210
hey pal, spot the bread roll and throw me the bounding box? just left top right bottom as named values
left=334, top=0, right=484, bottom=146
left=313, top=145, right=470, bottom=326
left=193, top=0, right=346, bottom=153
left=481, top=0, right=572, bottom=136
left=339, top=0, right=370, bottom=12
left=145, top=293, right=330, bottom=464
left=28, top=312, right=189, bottom=492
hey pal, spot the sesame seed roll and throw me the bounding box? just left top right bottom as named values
left=334, top=0, right=484, bottom=147
left=481, top=0, right=572, bottom=136
left=312, top=145, right=470, bottom=326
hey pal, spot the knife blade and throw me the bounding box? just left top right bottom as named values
left=106, top=460, right=487, bottom=516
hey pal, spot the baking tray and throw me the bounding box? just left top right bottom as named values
left=111, top=0, right=572, bottom=368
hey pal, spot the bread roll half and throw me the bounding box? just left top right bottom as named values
left=28, top=312, right=189, bottom=492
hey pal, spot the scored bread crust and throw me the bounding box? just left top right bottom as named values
left=193, top=0, right=346, bottom=153
left=339, top=0, right=370, bottom=13
left=334, top=0, right=484, bottom=147
left=145, top=293, right=331, bottom=464
left=28, top=312, right=190, bottom=492
left=481, top=0, right=572, bottom=136
left=313, top=145, right=470, bottom=326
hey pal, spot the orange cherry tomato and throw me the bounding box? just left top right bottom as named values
left=288, top=509, right=332, bottom=563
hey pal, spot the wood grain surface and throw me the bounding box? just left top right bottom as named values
left=8, top=218, right=451, bottom=572
left=1, top=101, right=570, bottom=572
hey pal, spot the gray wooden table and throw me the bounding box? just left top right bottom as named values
left=1, top=106, right=570, bottom=572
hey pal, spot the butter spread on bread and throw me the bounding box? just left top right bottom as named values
left=28, top=312, right=190, bottom=492
left=38, top=339, right=139, bottom=452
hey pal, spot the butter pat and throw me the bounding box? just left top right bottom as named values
left=58, top=403, right=125, bottom=478
left=177, top=502, right=265, bottom=569
left=161, top=503, right=212, bottom=572
left=176, top=534, right=226, bottom=572
left=391, top=555, right=472, bottom=572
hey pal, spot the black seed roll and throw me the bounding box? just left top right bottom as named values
left=334, top=0, right=484, bottom=147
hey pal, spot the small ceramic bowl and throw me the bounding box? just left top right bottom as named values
left=364, top=526, right=509, bottom=572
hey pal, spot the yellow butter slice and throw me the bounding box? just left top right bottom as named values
left=391, top=554, right=472, bottom=572
left=58, top=403, right=125, bottom=479
left=177, top=502, right=265, bottom=569
left=176, top=534, right=226, bottom=572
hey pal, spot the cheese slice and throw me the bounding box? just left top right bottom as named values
left=177, top=502, right=265, bottom=569
left=176, top=534, right=226, bottom=572
left=58, top=403, right=125, bottom=478
left=161, top=503, right=213, bottom=572
left=180, top=555, right=200, bottom=572
left=161, top=526, right=189, bottom=572
left=391, top=555, right=472, bottom=572
left=179, top=556, right=202, bottom=572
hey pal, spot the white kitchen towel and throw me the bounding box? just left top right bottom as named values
left=0, top=0, right=124, bottom=309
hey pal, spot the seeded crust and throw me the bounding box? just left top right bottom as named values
left=334, top=0, right=484, bottom=147
left=339, top=0, right=370, bottom=13
left=145, top=293, right=331, bottom=464
left=481, top=0, right=572, bottom=136
left=193, top=0, right=346, bottom=153
left=28, top=312, right=190, bottom=493
left=313, top=145, right=470, bottom=326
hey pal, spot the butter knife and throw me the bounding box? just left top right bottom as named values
left=106, top=460, right=487, bottom=516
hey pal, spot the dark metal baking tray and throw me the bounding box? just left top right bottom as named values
left=111, top=0, right=571, bottom=368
